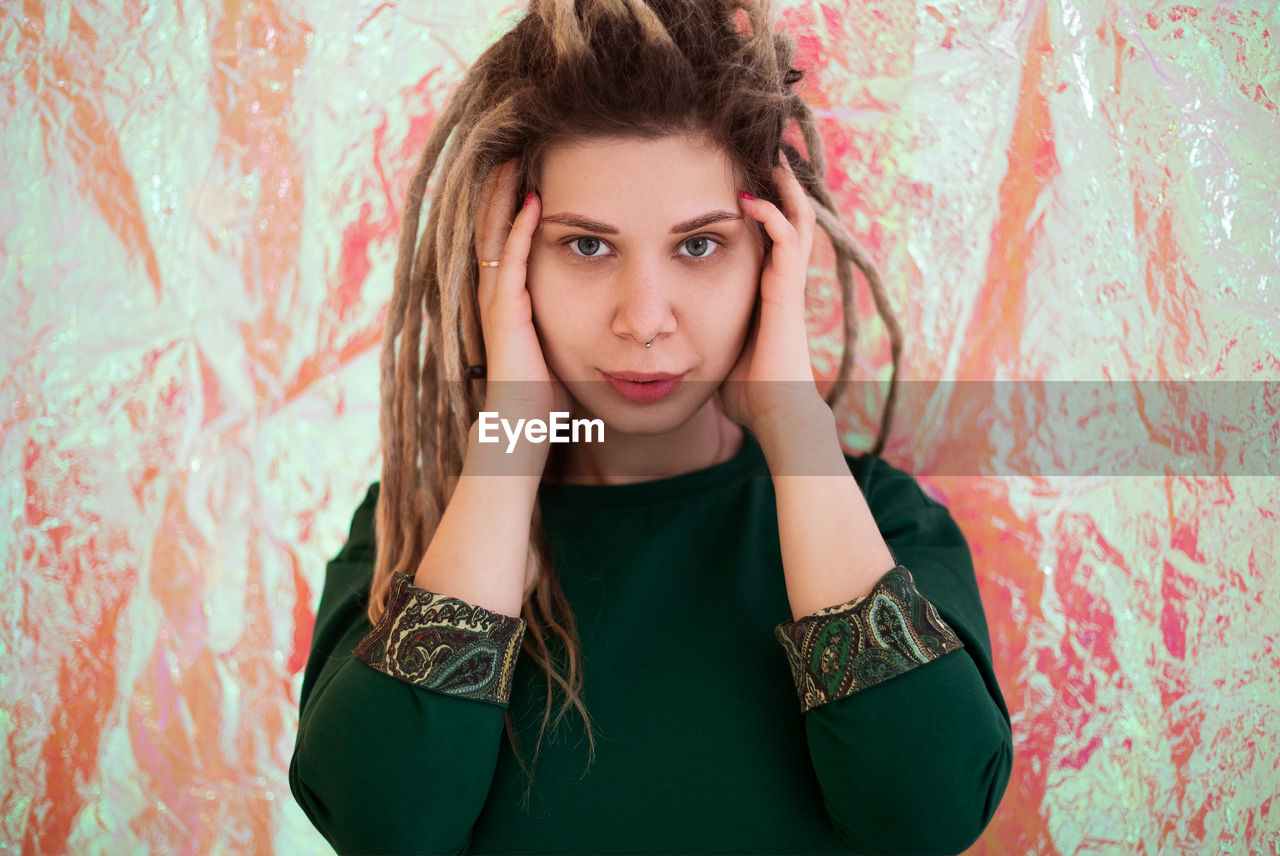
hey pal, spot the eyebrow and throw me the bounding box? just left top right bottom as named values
left=539, top=210, right=742, bottom=235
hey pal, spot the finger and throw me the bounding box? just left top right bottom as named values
left=494, top=190, right=541, bottom=298
left=476, top=158, right=521, bottom=262
left=476, top=166, right=524, bottom=310
left=775, top=154, right=816, bottom=250
left=738, top=191, right=803, bottom=284
left=474, top=161, right=505, bottom=252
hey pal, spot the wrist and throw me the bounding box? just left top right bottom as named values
left=752, top=392, right=833, bottom=452
left=756, top=400, right=844, bottom=476
left=464, top=416, right=551, bottom=479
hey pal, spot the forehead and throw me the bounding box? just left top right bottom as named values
left=537, top=134, right=740, bottom=222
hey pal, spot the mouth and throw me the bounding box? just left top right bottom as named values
left=599, top=369, right=687, bottom=404
left=601, top=370, right=684, bottom=382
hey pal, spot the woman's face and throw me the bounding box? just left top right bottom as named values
left=526, top=133, right=765, bottom=434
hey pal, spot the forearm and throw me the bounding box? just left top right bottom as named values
left=415, top=417, right=545, bottom=619
left=757, top=426, right=1014, bottom=851
left=757, top=401, right=897, bottom=621
left=292, top=646, right=507, bottom=854
left=806, top=648, right=1014, bottom=854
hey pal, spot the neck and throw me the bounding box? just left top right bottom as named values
left=546, top=400, right=744, bottom=486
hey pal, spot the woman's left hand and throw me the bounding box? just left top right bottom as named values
left=719, top=152, right=829, bottom=442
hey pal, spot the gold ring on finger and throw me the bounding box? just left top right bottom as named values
left=478, top=259, right=501, bottom=267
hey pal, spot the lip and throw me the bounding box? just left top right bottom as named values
left=602, top=370, right=683, bottom=382
left=600, top=369, right=686, bottom=404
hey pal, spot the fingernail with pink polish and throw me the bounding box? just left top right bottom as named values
left=739, top=191, right=756, bottom=200
left=523, top=191, right=536, bottom=207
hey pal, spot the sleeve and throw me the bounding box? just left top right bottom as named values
left=772, top=455, right=1014, bottom=856
left=288, top=483, right=527, bottom=855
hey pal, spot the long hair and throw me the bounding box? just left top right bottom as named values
left=369, top=0, right=903, bottom=810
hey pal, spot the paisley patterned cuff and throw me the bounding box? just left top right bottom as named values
left=773, top=565, right=964, bottom=714
left=352, top=572, right=526, bottom=708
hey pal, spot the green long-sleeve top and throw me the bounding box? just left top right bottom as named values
left=290, top=430, right=1013, bottom=855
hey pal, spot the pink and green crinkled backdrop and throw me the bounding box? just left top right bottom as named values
left=2, top=1, right=1278, bottom=853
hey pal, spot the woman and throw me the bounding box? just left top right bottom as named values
left=290, top=1, right=1013, bottom=853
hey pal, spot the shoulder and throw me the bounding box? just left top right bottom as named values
left=330, top=481, right=381, bottom=564
left=845, top=451, right=948, bottom=516
left=844, top=451, right=997, bottom=672
left=842, top=450, right=973, bottom=555
left=313, top=481, right=380, bottom=628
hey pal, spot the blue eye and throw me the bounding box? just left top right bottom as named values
left=570, top=236, right=608, bottom=257
left=565, top=235, right=720, bottom=260
left=679, top=236, right=719, bottom=259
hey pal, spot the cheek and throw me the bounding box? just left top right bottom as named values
left=724, top=260, right=763, bottom=343
left=525, top=257, right=580, bottom=365
left=728, top=256, right=762, bottom=320
left=525, top=252, right=557, bottom=325
left=528, top=248, right=600, bottom=326
left=695, top=265, right=759, bottom=357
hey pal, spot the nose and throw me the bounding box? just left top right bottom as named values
left=610, top=256, right=676, bottom=346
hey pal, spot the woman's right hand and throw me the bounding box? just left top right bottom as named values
left=472, top=158, right=572, bottom=436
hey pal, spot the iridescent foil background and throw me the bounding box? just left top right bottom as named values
left=1, top=1, right=1277, bottom=853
